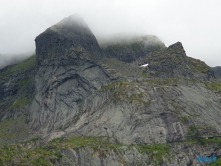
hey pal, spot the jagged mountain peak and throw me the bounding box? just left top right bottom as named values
left=167, top=41, right=186, bottom=56
left=35, top=14, right=101, bottom=66
left=49, top=14, right=90, bottom=38
left=167, top=42, right=186, bottom=56
left=55, top=14, right=87, bottom=27
left=168, top=41, right=183, bottom=49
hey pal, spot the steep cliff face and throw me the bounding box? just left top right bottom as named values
left=35, top=15, right=102, bottom=67
left=1, top=15, right=221, bottom=165
left=27, top=15, right=221, bottom=146
left=29, top=15, right=111, bottom=134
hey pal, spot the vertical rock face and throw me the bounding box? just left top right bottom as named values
left=29, top=15, right=110, bottom=132
left=35, top=15, right=102, bottom=66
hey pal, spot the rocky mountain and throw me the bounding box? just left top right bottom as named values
left=98, top=33, right=165, bottom=65
left=0, top=15, right=221, bottom=165
left=212, top=66, right=221, bottom=78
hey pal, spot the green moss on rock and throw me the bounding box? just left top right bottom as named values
left=11, top=97, right=33, bottom=109
left=205, top=82, right=221, bottom=93
left=136, top=144, right=170, bottom=164
left=0, top=116, right=31, bottom=143
left=189, top=57, right=210, bottom=73
left=101, top=81, right=150, bottom=104
left=0, top=55, right=36, bottom=83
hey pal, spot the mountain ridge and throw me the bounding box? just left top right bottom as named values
left=0, top=15, right=221, bottom=165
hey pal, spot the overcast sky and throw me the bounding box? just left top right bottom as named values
left=0, top=0, right=221, bottom=67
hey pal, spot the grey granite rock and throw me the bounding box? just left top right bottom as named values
left=1, top=15, right=221, bottom=166
left=212, top=66, right=221, bottom=78
left=35, top=14, right=102, bottom=67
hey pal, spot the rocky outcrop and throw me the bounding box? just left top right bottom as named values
left=212, top=66, right=221, bottom=78
left=35, top=15, right=102, bottom=67
left=29, top=15, right=111, bottom=133
left=145, top=42, right=212, bottom=80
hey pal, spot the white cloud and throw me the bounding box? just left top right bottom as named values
left=0, top=0, right=221, bottom=66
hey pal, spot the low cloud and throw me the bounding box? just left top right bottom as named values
left=0, top=53, right=33, bottom=69
left=0, top=0, right=221, bottom=67
left=97, top=33, right=165, bottom=48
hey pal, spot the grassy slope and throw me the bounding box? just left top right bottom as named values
left=0, top=55, right=36, bottom=83
left=1, top=136, right=221, bottom=165
left=0, top=55, right=36, bottom=143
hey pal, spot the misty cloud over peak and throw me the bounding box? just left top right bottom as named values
left=0, top=53, right=33, bottom=69
left=0, top=0, right=221, bottom=66
left=97, top=33, right=165, bottom=48
left=44, top=14, right=94, bottom=40
left=52, top=14, right=88, bottom=30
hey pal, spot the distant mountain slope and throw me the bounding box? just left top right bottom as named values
left=98, top=33, right=165, bottom=65
left=0, top=53, right=33, bottom=69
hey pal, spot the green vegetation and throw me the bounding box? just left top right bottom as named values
left=100, top=78, right=203, bottom=105
left=0, top=118, right=17, bottom=140
left=0, top=56, right=35, bottom=112
left=0, top=136, right=169, bottom=166
left=179, top=116, right=189, bottom=124
left=11, top=97, right=33, bottom=109
left=205, top=82, right=221, bottom=93
left=137, top=144, right=170, bottom=164
left=101, top=81, right=150, bottom=104
left=0, top=136, right=122, bottom=165
left=187, top=137, right=221, bottom=146
left=166, top=46, right=210, bottom=73
left=145, top=45, right=211, bottom=78
left=15, top=97, right=32, bottom=108
left=0, top=144, right=61, bottom=166
left=189, top=57, right=210, bottom=73
left=49, top=137, right=123, bottom=155
left=187, top=125, right=200, bottom=139
left=0, top=55, right=36, bottom=83
left=147, top=78, right=179, bottom=86
left=0, top=116, right=31, bottom=143
left=52, top=138, right=170, bottom=165
left=19, top=78, right=32, bottom=86
left=26, top=137, right=42, bottom=143
left=211, top=158, right=221, bottom=166
left=100, top=81, right=121, bottom=91
left=142, top=70, right=147, bottom=77
left=2, top=76, right=35, bottom=112
left=1, top=136, right=221, bottom=165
